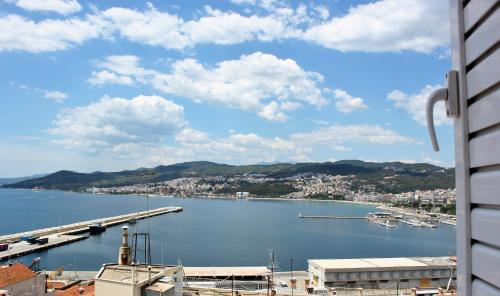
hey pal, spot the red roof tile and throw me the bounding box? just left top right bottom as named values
left=56, top=282, right=95, bottom=296
left=0, top=263, right=35, bottom=288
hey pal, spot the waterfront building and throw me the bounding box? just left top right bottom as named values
left=236, top=192, right=250, bottom=198
left=308, top=256, right=456, bottom=290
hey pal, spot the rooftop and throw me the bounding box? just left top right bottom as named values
left=309, top=256, right=456, bottom=272
left=56, top=281, right=95, bottom=296
left=96, top=264, right=173, bottom=284
left=183, top=266, right=270, bottom=277
left=0, top=263, right=35, bottom=288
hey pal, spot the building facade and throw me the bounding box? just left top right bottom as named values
left=308, top=257, right=456, bottom=290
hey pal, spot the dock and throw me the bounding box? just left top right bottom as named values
left=0, top=206, right=183, bottom=261
left=298, top=214, right=366, bottom=219
left=0, top=234, right=87, bottom=261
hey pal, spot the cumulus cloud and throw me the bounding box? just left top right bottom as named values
left=92, top=52, right=328, bottom=121
left=0, top=0, right=449, bottom=53
left=131, top=124, right=414, bottom=166
left=0, top=14, right=106, bottom=52
left=332, top=89, right=368, bottom=113
left=88, top=70, right=134, bottom=86
left=206, top=125, right=408, bottom=164
left=48, top=95, right=186, bottom=153
left=290, top=124, right=415, bottom=145
left=388, top=84, right=451, bottom=126
left=175, top=128, right=210, bottom=143
left=44, top=90, right=67, bottom=102
left=100, top=6, right=189, bottom=50
left=302, top=0, right=449, bottom=53
left=47, top=94, right=415, bottom=164
left=5, top=0, right=82, bottom=15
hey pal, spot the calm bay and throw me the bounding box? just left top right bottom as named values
left=0, top=189, right=456, bottom=271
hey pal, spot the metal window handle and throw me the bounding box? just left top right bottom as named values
left=426, top=70, right=459, bottom=152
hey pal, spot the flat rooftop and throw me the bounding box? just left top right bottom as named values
left=95, top=264, right=179, bottom=284
left=183, top=266, right=270, bottom=277
left=309, top=256, right=455, bottom=272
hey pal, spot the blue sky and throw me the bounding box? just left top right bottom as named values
left=0, top=0, right=454, bottom=177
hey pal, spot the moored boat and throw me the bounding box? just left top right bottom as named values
left=89, top=223, right=106, bottom=234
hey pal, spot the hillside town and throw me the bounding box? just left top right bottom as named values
left=85, top=172, right=456, bottom=212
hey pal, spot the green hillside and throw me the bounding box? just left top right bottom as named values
left=1, top=160, right=454, bottom=193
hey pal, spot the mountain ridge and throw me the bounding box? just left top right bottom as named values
left=1, top=160, right=454, bottom=193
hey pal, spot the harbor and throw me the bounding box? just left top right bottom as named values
left=0, top=206, right=183, bottom=261
left=298, top=209, right=455, bottom=229
left=297, top=213, right=365, bottom=219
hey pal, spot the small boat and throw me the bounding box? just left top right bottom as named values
left=89, top=223, right=106, bottom=234
left=27, top=237, right=39, bottom=244
left=35, top=237, right=49, bottom=245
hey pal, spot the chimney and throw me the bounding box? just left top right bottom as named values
left=118, top=226, right=131, bottom=265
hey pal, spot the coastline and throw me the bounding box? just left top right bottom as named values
left=1, top=187, right=381, bottom=207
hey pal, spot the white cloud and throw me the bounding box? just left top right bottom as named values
left=150, top=124, right=414, bottom=165
left=302, top=0, right=449, bottom=53
left=387, top=84, right=451, bottom=126
left=0, top=0, right=448, bottom=53
left=167, top=124, right=413, bottom=165
left=290, top=124, right=415, bottom=146
left=332, top=89, right=368, bottom=113
left=45, top=94, right=416, bottom=165
left=421, top=154, right=446, bottom=167
left=100, top=6, right=189, bottom=50
left=181, top=6, right=292, bottom=46
left=44, top=90, right=67, bottom=102
left=88, top=70, right=134, bottom=86
left=49, top=95, right=186, bottom=153
left=175, top=128, right=209, bottom=143
left=5, top=0, right=82, bottom=15
left=95, top=55, right=153, bottom=77
left=258, top=101, right=288, bottom=122
left=0, top=14, right=106, bottom=52
left=93, top=52, right=328, bottom=121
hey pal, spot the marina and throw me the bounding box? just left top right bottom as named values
left=298, top=213, right=365, bottom=219
left=299, top=211, right=445, bottom=229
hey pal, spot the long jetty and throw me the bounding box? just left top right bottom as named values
left=0, top=206, right=183, bottom=261
left=299, top=214, right=366, bottom=219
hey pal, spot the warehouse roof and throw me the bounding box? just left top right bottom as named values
left=309, top=256, right=455, bottom=272
left=183, top=266, right=270, bottom=277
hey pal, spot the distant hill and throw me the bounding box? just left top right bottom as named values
left=1, top=160, right=454, bottom=193
left=0, top=173, right=48, bottom=186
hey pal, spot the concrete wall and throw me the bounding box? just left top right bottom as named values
left=308, top=265, right=456, bottom=289
left=95, top=280, right=141, bottom=296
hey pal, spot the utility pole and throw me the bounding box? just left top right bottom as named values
left=267, top=249, right=278, bottom=296
left=290, top=258, right=294, bottom=296
left=74, top=243, right=77, bottom=280
left=161, top=232, right=165, bottom=266
left=147, top=195, right=150, bottom=236
left=231, top=274, right=234, bottom=296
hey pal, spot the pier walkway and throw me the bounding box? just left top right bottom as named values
left=0, top=206, right=183, bottom=261
left=0, top=234, right=87, bottom=261
left=299, top=215, right=366, bottom=219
